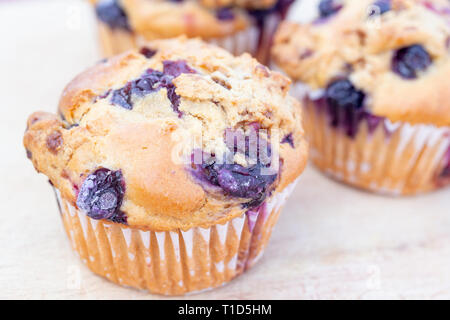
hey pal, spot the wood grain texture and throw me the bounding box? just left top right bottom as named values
left=0, top=0, right=449, bottom=300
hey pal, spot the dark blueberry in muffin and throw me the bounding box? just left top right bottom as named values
left=326, top=79, right=365, bottom=111
left=95, top=0, right=130, bottom=30
left=318, top=0, right=343, bottom=18
left=216, top=8, right=235, bottom=21
left=110, top=60, right=196, bottom=116
left=325, top=79, right=366, bottom=137
left=76, top=168, right=126, bottom=222
left=392, top=45, right=432, bottom=79
left=200, top=161, right=277, bottom=208
left=369, top=0, right=391, bottom=16
left=139, top=47, right=157, bottom=59
left=192, top=129, right=277, bottom=208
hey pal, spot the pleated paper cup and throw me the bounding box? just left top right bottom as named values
left=292, top=82, right=450, bottom=195
left=54, top=178, right=299, bottom=295
left=96, top=13, right=281, bottom=63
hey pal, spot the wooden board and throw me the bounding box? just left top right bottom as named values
left=1, top=0, right=449, bottom=300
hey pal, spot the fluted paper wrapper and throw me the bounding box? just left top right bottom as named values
left=55, top=179, right=298, bottom=295
left=292, top=83, right=450, bottom=195
left=97, top=13, right=280, bottom=64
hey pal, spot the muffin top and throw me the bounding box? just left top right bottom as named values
left=272, top=0, right=450, bottom=126
left=94, top=0, right=287, bottom=40
left=24, top=38, right=307, bottom=231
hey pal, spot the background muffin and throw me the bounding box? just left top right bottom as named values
left=92, top=0, right=295, bottom=63
left=272, top=0, right=450, bottom=195
left=24, top=38, right=308, bottom=295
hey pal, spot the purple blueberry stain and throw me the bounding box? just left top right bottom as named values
left=95, top=0, right=130, bottom=31
left=439, top=147, right=450, bottom=180
left=76, top=168, right=127, bottom=224
left=326, top=79, right=365, bottom=112
left=318, top=0, right=343, bottom=19
left=442, top=162, right=450, bottom=178
left=281, top=133, right=294, bottom=148
left=392, top=45, right=432, bottom=79
left=246, top=202, right=267, bottom=232
left=109, top=60, right=196, bottom=117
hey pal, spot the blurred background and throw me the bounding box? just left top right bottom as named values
left=1, top=0, right=449, bottom=299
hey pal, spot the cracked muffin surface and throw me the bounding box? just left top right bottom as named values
left=272, top=0, right=450, bottom=126
left=24, top=37, right=308, bottom=231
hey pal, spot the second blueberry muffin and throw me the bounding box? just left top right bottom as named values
left=272, top=0, right=450, bottom=195
left=91, top=0, right=295, bottom=63
left=24, top=38, right=308, bottom=295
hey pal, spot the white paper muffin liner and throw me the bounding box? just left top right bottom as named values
left=291, top=82, right=450, bottom=195
left=54, top=178, right=299, bottom=295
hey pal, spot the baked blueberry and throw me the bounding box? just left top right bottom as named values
left=192, top=129, right=277, bottom=208
left=139, top=47, right=157, bottom=59
left=95, top=0, right=130, bottom=30
left=325, top=79, right=365, bottom=111
left=110, top=60, right=196, bottom=116
left=392, top=45, right=432, bottom=79
left=318, top=0, right=343, bottom=18
left=76, top=168, right=126, bottom=222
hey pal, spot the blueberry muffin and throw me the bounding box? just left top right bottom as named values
left=24, top=38, right=308, bottom=295
left=272, top=0, right=450, bottom=195
left=92, top=0, right=295, bottom=63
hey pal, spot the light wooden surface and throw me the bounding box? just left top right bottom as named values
left=1, top=0, right=449, bottom=300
